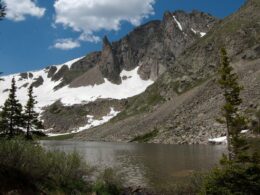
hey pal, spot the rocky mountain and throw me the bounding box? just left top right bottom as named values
left=74, top=0, right=260, bottom=143
left=0, top=9, right=217, bottom=135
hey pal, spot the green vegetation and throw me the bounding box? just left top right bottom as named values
left=0, top=79, right=123, bottom=194
left=93, top=168, right=122, bottom=195
left=156, top=172, right=206, bottom=195
left=47, top=101, right=89, bottom=118
left=130, top=128, right=159, bottom=143
left=24, top=85, right=43, bottom=138
left=199, top=49, right=260, bottom=195
left=178, top=76, right=213, bottom=95
left=248, top=137, right=260, bottom=153
left=253, top=110, right=260, bottom=134
left=0, top=138, right=123, bottom=194
left=1, top=78, right=24, bottom=136
left=0, top=0, right=5, bottom=20
left=0, top=138, right=91, bottom=194
left=201, top=154, right=260, bottom=195
left=0, top=78, right=43, bottom=139
left=218, top=48, right=247, bottom=161
left=112, top=83, right=164, bottom=123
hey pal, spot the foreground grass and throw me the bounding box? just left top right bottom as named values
left=248, top=137, right=260, bottom=153
left=0, top=138, right=122, bottom=194
left=1, top=136, right=259, bottom=194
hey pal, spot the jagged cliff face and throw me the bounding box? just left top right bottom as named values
left=1, top=10, right=217, bottom=93
left=44, top=10, right=217, bottom=88
left=1, top=1, right=259, bottom=140
left=157, top=0, right=260, bottom=97
left=101, top=10, right=217, bottom=83
left=1, top=11, right=216, bottom=96
left=75, top=0, right=260, bottom=143
left=0, top=9, right=219, bottom=135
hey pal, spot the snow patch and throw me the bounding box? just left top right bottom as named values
left=47, top=132, right=71, bottom=137
left=200, top=32, right=206, bottom=37
left=54, top=66, right=154, bottom=106
left=0, top=62, right=154, bottom=111
left=208, top=136, right=227, bottom=144
left=47, top=107, right=120, bottom=137
left=71, top=107, right=120, bottom=133
left=191, top=28, right=206, bottom=37
left=54, top=56, right=84, bottom=72
left=241, top=129, right=249, bottom=134
left=191, top=28, right=197, bottom=34
left=173, top=16, right=183, bottom=31
left=208, top=130, right=250, bottom=144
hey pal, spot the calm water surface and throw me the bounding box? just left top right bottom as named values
left=40, top=141, right=226, bottom=188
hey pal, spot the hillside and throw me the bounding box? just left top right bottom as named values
left=75, top=0, right=260, bottom=143
left=0, top=9, right=217, bottom=135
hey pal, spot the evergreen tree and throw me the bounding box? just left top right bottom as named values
left=0, top=0, right=5, bottom=20
left=202, top=48, right=260, bottom=195
left=0, top=0, right=6, bottom=131
left=218, top=48, right=248, bottom=161
left=24, top=85, right=43, bottom=138
left=1, top=78, right=24, bottom=136
left=255, top=110, right=260, bottom=134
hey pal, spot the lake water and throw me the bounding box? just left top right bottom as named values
left=40, top=141, right=226, bottom=189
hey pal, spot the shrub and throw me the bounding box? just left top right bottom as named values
left=252, top=110, right=260, bottom=134
left=93, top=168, right=123, bottom=195
left=0, top=138, right=92, bottom=194
left=201, top=155, right=260, bottom=195
left=157, top=172, right=205, bottom=195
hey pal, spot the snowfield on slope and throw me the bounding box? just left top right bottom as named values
left=208, top=130, right=249, bottom=144
left=0, top=58, right=154, bottom=111
left=46, top=107, right=120, bottom=137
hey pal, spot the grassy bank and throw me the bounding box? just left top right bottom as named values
left=1, top=136, right=259, bottom=194
left=248, top=136, right=260, bottom=152
left=0, top=138, right=122, bottom=194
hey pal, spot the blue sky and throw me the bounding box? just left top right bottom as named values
left=0, top=0, right=245, bottom=75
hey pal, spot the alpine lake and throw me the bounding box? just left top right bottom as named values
left=40, top=140, right=226, bottom=189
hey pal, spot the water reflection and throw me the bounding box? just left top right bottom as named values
left=40, top=141, right=226, bottom=188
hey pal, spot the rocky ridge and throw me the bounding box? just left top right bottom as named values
left=0, top=9, right=217, bottom=135
left=7, top=10, right=216, bottom=91
left=75, top=0, right=260, bottom=144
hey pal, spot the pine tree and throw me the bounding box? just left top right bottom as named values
left=202, top=48, right=260, bottom=195
left=0, top=72, right=5, bottom=133
left=24, top=85, right=42, bottom=138
left=218, top=48, right=248, bottom=161
left=255, top=110, right=260, bottom=134
left=0, top=0, right=5, bottom=20
left=1, top=78, right=24, bottom=136
left=0, top=0, right=6, bottom=132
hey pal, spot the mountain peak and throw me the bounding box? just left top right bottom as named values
left=0, top=7, right=221, bottom=135
left=102, top=35, right=111, bottom=49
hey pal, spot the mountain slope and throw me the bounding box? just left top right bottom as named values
left=0, top=59, right=152, bottom=109
left=0, top=10, right=217, bottom=135
left=75, top=0, right=260, bottom=143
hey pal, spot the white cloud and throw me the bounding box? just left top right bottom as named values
left=54, top=0, right=155, bottom=43
left=79, top=33, right=101, bottom=43
left=53, top=39, right=80, bottom=50
left=4, top=0, right=45, bottom=21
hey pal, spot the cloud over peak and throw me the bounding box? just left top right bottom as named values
left=53, top=39, right=80, bottom=50
left=54, top=0, right=155, bottom=43
left=4, top=0, right=45, bottom=21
